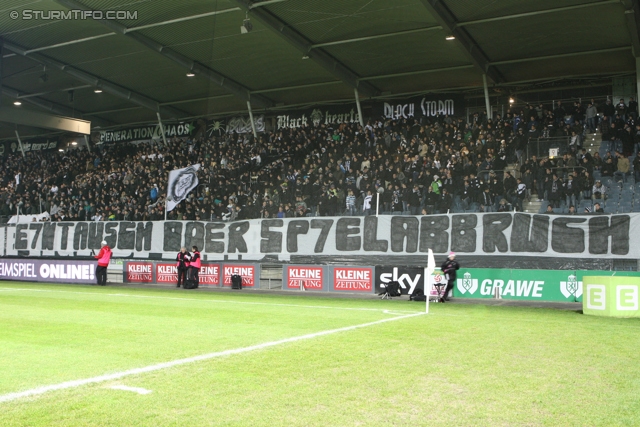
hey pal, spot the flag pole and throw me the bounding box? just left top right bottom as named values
left=425, top=266, right=430, bottom=314
left=425, top=248, right=435, bottom=314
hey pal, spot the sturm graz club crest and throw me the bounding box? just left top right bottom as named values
left=560, top=274, right=583, bottom=299
left=171, top=166, right=198, bottom=200
left=167, top=164, right=200, bottom=212
left=456, top=272, right=478, bottom=295
left=310, top=109, right=324, bottom=127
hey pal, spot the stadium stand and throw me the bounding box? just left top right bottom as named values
left=2, top=98, right=638, bottom=222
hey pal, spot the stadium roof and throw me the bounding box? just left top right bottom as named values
left=0, top=0, right=637, bottom=139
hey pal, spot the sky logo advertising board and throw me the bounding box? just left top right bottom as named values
left=126, top=262, right=153, bottom=283
left=286, top=266, right=323, bottom=290
left=332, top=267, right=374, bottom=292
left=583, top=276, right=640, bottom=317
left=223, top=265, right=256, bottom=287
left=376, top=266, right=447, bottom=295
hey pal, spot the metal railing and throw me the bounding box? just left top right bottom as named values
left=526, top=136, right=571, bottom=160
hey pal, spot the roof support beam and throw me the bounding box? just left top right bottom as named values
left=0, top=106, right=91, bottom=134
left=53, top=0, right=273, bottom=108
left=361, top=64, right=475, bottom=81
left=418, top=0, right=505, bottom=84
left=311, top=26, right=442, bottom=49
left=3, top=40, right=186, bottom=119
left=233, top=0, right=381, bottom=97
left=489, top=46, right=631, bottom=65
left=2, top=85, right=111, bottom=127
left=17, top=85, right=92, bottom=99
left=458, top=0, right=621, bottom=27
left=622, top=0, right=640, bottom=57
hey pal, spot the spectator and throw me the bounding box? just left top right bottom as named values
left=515, top=178, right=526, bottom=211
left=363, top=190, right=373, bottom=216
left=592, top=180, right=607, bottom=201
left=586, top=102, right=598, bottom=133
left=614, top=153, right=630, bottom=183
left=345, top=190, right=356, bottom=216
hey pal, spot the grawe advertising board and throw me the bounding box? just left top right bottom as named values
left=125, top=261, right=153, bottom=283
left=0, top=259, right=96, bottom=284
left=222, top=264, right=257, bottom=288
left=284, top=266, right=325, bottom=291
left=331, top=267, right=374, bottom=293
left=583, top=276, right=640, bottom=317
left=451, top=269, right=640, bottom=302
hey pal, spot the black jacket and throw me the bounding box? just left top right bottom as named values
left=176, top=251, right=191, bottom=269
left=441, top=259, right=460, bottom=281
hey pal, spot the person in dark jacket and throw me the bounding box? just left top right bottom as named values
left=189, top=246, right=201, bottom=287
left=440, top=252, right=460, bottom=302
left=176, top=246, right=191, bottom=288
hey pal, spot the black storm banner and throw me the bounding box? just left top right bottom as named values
left=372, top=94, right=466, bottom=120
left=2, top=213, right=632, bottom=260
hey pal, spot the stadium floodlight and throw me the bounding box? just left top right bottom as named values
left=186, top=73, right=195, bottom=77
left=13, top=101, right=21, bottom=106
left=71, top=141, right=78, bottom=146
left=445, top=35, right=455, bottom=40
left=241, top=13, right=253, bottom=34
left=94, top=89, right=103, bottom=93
left=509, top=97, right=515, bottom=104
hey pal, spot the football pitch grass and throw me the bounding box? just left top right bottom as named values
left=0, top=283, right=639, bottom=426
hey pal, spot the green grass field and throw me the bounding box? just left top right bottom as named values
left=0, top=282, right=639, bottom=426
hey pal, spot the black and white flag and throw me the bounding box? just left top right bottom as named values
left=166, top=164, right=200, bottom=212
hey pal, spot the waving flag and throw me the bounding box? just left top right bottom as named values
left=166, top=164, right=200, bottom=212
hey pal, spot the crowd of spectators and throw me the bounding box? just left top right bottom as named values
left=1, top=96, right=638, bottom=222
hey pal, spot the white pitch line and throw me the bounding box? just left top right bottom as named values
left=0, top=311, right=423, bottom=404
left=0, top=287, right=420, bottom=314
left=108, top=385, right=152, bottom=395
